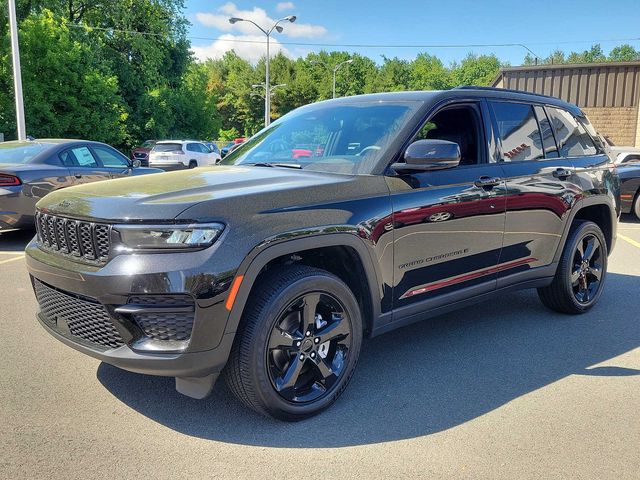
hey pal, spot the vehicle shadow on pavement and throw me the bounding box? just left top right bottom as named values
left=620, top=213, right=639, bottom=225
left=0, top=228, right=35, bottom=251
left=97, top=272, right=640, bottom=447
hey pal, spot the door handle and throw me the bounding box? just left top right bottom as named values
left=474, top=176, right=501, bottom=188
left=552, top=168, right=572, bottom=179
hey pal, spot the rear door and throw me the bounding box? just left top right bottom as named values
left=488, top=101, right=580, bottom=286
left=185, top=143, right=202, bottom=166
left=89, top=145, right=133, bottom=179
left=59, top=145, right=111, bottom=184
left=386, top=101, right=507, bottom=314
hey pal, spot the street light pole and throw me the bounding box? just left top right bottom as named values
left=8, top=0, right=26, bottom=140
left=332, top=60, right=353, bottom=99
left=229, top=15, right=296, bottom=128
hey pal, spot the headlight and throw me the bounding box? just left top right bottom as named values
left=114, top=223, right=225, bottom=251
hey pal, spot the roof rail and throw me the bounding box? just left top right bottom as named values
left=453, top=85, right=560, bottom=100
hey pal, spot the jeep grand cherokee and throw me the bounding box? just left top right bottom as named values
left=27, top=87, right=620, bottom=421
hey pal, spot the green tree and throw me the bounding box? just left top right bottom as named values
left=368, top=56, right=411, bottom=93
left=452, top=53, right=502, bottom=87
left=0, top=11, right=125, bottom=143
left=608, top=44, right=640, bottom=62
left=409, top=53, right=452, bottom=90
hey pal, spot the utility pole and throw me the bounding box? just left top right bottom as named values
left=8, top=0, right=26, bottom=140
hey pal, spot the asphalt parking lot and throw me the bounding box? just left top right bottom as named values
left=1, top=217, right=639, bottom=479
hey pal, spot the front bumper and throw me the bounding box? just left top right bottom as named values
left=25, top=238, right=239, bottom=379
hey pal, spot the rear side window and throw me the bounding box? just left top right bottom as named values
left=60, top=146, right=98, bottom=167
left=153, top=143, right=183, bottom=153
left=547, top=107, right=598, bottom=157
left=490, top=101, right=544, bottom=162
left=533, top=106, right=559, bottom=159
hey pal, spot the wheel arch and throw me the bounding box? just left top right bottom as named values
left=224, top=233, right=383, bottom=338
left=554, top=197, right=617, bottom=263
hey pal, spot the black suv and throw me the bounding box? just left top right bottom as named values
left=27, top=87, right=620, bottom=421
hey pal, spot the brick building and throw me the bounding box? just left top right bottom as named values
left=491, top=61, right=640, bottom=147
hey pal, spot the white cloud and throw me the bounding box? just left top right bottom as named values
left=191, top=34, right=292, bottom=64
left=195, top=3, right=327, bottom=39
left=276, top=2, right=295, bottom=12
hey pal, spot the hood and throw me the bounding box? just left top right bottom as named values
left=35, top=165, right=353, bottom=222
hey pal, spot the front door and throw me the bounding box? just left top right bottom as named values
left=90, top=145, right=133, bottom=179
left=386, top=102, right=507, bottom=314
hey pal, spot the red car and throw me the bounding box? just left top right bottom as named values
left=130, top=140, right=157, bottom=166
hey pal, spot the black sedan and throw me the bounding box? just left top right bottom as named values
left=0, top=139, right=163, bottom=230
left=618, top=155, right=640, bottom=219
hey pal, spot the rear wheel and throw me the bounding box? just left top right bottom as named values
left=225, top=265, right=362, bottom=421
left=538, top=220, right=607, bottom=314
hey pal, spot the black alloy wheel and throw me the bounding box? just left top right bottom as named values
left=571, top=233, right=603, bottom=304
left=538, top=220, right=608, bottom=314
left=225, top=265, right=362, bottom=421
left=266, top=292, right=352, bottom=403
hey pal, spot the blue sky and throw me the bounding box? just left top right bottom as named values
left=185, top=0, right=640, bottom=65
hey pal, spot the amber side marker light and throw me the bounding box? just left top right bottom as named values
left=225, top=275, right=244, bottom=311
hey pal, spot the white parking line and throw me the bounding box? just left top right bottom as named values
left=619, top=234, right=640, bottom=250
left=0, top=255, right=24, bottom=266
left=0, top=251, right=26, bottom=256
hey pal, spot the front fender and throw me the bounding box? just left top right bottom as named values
left=223, top=231, right=384, bottom=337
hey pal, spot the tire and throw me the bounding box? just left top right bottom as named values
left=537, top=220, right=608, bottom=314
left=188, top=160, right=198, bottom=169
left=224, top=265, right=363, bottom=421
left=634, top=191, right=640, bottom=220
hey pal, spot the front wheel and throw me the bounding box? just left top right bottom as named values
left=633, top=192, right=640, bottom=220
left=225, top=265, right=362, bottom=421
left=538, top=220, right=608, bottom=314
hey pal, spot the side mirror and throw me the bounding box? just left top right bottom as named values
left=391, top=139, right=460, bottom=173
left=131, top=159, right=142, bottom=168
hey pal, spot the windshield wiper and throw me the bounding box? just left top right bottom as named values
left=249, top=162, right=302, bottom=169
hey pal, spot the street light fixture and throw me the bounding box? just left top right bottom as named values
left=251, top=83, right=286, bottom=100
left=229, top=15, right=296, bottom=127
left=310, top=58, right=354, bottom=99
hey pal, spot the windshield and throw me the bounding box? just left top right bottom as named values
left=153, top=143, right=183, bottom=153
left=0, top=142, right=50, bottom=164
left=221, top=101, right=419, bottom=174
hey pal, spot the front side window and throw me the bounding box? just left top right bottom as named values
left=547, top=107, right=598, bottom=157
left=93, top=146, right=128, bottom=167
left=490, top=101, right=544, bottom=162
left=222, top=102, right=420, bottom=175
left=413, top=105, right=482, bottom=166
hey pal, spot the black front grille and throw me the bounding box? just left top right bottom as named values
left=133, top=152, right=148, bottom=159
left=128, top=295, right=195, bottom=342
left=33, top=279, right=124, bottom=350
left=35, top=212, right=111, bottom=263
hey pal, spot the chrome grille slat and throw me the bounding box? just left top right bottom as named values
left=35, top=212, right=110, bottom=264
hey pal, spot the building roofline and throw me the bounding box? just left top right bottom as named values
left=500, top=60, right=640, bottom=72
left=492, top=60, right=640, bottom=86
